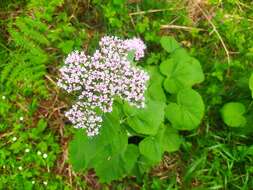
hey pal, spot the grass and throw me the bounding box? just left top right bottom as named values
left=1, top=0, right=253, bottom=189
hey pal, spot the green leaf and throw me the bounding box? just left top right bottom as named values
left=68, top=130, right=88, bottom=171
left=139, top=137, right=162, bottom=163
left=35, top=119, right=47, bottom=134
left=127, top=50, right=135, bottom=63
left=124, top=99, right=165, bottom=135
left=146, top=66, right=166, bottom=102
left=95, top=144, right=139, bottom=183
left=57, top=40, right=74, bottom=54
left=165, top=89, right=205, bottom=130
left=94, top=153, right=125, bottom=183
left=220, top=102, right=246, bottom=127
left=113, top=0, right=125, bottom=5
left=97, top=113, right=128, bottom=156
left=69, top=112, right=133, bottom=182
left=249, top=73, right=253, bottom=98
left=160, top=55, right=204, bottom=94
left=30, top=119, right=48, bottom=139
left=69, top=112, right=128, bottom=171
left=160, top=36, right=181, bottom=53
left=157, top=125, right=182, bottom=152
left=122, top=144, right=139, bottom=172
left=137, top=155, right=155, bottom=175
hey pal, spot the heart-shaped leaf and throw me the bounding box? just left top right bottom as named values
left=146, top=66, right=166, bottom=103
left=69, top=129, right=89, bottom=171
left=220, top=102, right=246, bottom=127
left=94, top=144, right=139, bottom=183
left=160, top=52, right=204, bottom=94
left=124, top=99, right=165, bottom=135
left=160, top=36, right=181, bottom=53
left=139, top=136, right=162, bottom=163
left=122, top=144, right=139, bottom=172
left=165, top=89, right=205, bottom=130
left=69, top=112, right=128, bottom=172
left=157, top=125, right=182, bottom=152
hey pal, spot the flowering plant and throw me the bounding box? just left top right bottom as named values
left=62, top=36, right=205, bottom=183
left=57, top=36, right=149, bottom=136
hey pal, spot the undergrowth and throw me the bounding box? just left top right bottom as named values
left=1, top=0, right=253, bottom=190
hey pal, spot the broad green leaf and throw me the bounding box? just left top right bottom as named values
left=160, top=56, right=204, bottom=94
left=171, top=47, right=188, bottom=60
left=94, top=153, right=124, bottom=183
left=220, top=102, right=246, bottom=127
left=122, top=144, right=139, bottom=172
left=165, top=89, right=205, bottom=130
left=124, top=99, right=165, bottom=135
left=157, top=125, right=182, bottom=152
left=137, top=155, right=155, bottom=175
left=97, top=113, right=128, bottom=156
left=146, top=66, right=166, bottom=102
left=94, top=144, right=139, bottom=183
left=69, top=129, right=107, bottom=171
left=249, top=73, right=253, bottom=98
left=160, top=36, right=181, bottom=53
left=159, top=48, right=188, bottom=77
left=139, top=137, right=162, bottom=163
left=69, top=112, right=128, bottom=172
left=69, top=129, right=89, bottom=171
left=148, top=82, right=166, bottom=102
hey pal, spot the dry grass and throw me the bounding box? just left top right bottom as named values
left=187, top=0, right=211, bottom=24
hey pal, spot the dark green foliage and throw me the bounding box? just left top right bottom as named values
left=0, top=0, right=87, bottom=188
left=1, top=0, right=86, bottom=98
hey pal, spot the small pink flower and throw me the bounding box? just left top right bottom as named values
left=57, top=36, right=149, bottom=136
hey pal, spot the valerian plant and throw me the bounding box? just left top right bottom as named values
left=58, top=36, right=205, bottom=183
left=57, top=36, right=149, bottom=136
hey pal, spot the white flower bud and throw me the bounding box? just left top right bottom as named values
left=25, top=148, right=30, bottom=153
left=43, top=153, right=48, bottom=159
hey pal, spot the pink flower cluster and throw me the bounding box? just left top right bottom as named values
left=57, top=36, right=149, bottom=136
